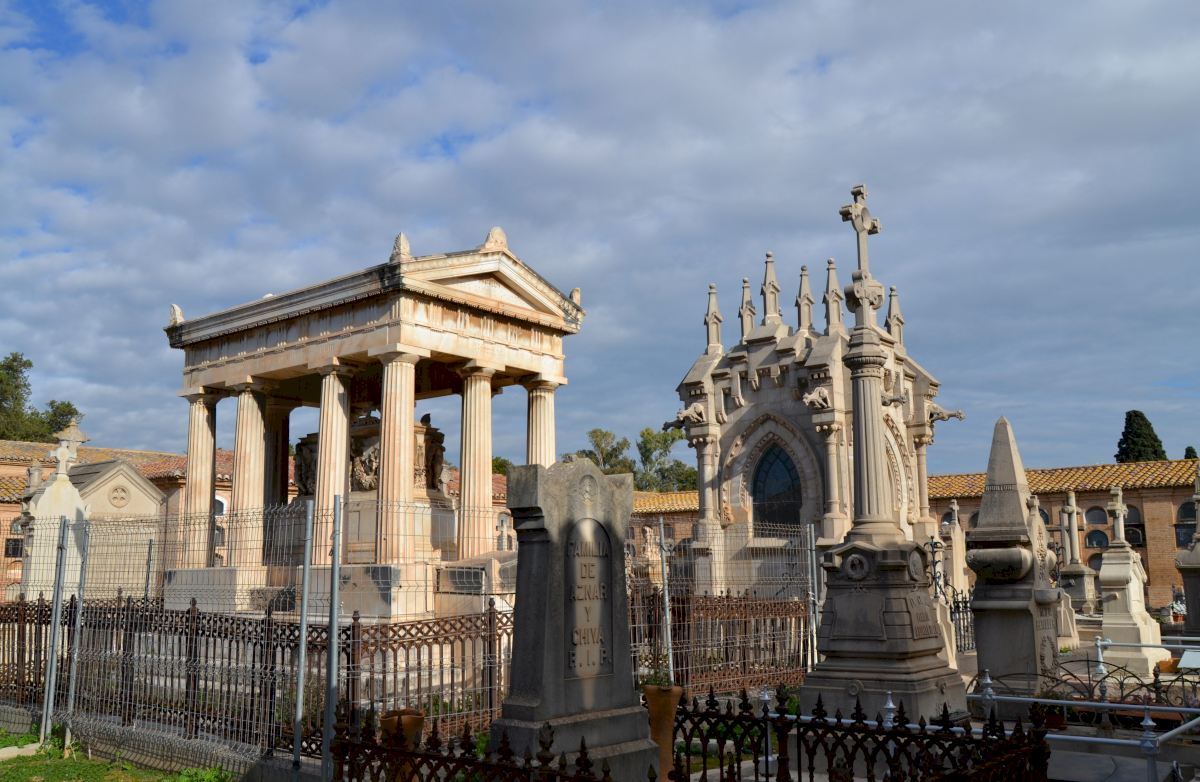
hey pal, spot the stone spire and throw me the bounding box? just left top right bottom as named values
left=795, top=265, right=814, bottom=332
left=975, top=417, right=1032, bottom=533
left=704, top=283, right=723, bottom=354
left=738, top=278, right=755, bottom=341
left=885, top=286, right=905, bottom=344
left=822, top=259, right=844, bottom=335
left=760, top=252, right=782, bottom=325
left=390, top=232, right=412, bottom=262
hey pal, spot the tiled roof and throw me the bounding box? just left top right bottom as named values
left=443, top=468, right=508, bottom=500
left=929, top=459, right=1199, bottom=500
left=633, top=491, right=700, bottom=515
left=0, top=474, right=26, bottom=504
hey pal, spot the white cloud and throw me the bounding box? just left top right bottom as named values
left=0, top=0, right=1197, bottom=472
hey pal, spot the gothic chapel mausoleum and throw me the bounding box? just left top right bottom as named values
left=668, top=186, right=964, bottom=594
left=163, top=227, right=583, bottom=617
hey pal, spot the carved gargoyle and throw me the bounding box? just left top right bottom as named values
left=663, top=401, right=706, bottom=431
left=928, top=402, right=966, bottom=423
left=801, top=386, right=831, bottom=410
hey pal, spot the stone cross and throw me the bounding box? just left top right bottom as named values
left=1107, top=486, right=1127, bottom=543
left=50, top=418, right=88, bottom=477
left=949, top=498, right=959, bottom=526
left=839, top=184, right=881, bottom=277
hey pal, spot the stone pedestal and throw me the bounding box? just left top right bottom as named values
left=1099, top=543, right=1169, bottom=675
left=1176, top=545, right=1200, bottom=636
left=163, top=566, right=269, bottom=613
left=966, top=419, right=1061, bottom=696
left=303, top=562, right=435, bottom=620
left=1057, top=590, right=1080, bottom=652
left=490, top=459, right=656, bottom=779
left=1060, top=563, right=1100, bottom=615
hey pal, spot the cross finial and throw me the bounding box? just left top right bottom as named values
left=839, top=184, right=880, bottom=276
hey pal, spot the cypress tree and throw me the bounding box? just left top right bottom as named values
left=1186, top=446, right=1198, bottom=459
left=1114, top=410, right=1168, bottom=463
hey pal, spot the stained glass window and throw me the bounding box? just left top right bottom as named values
left=752, top=444, right=803, bottom=535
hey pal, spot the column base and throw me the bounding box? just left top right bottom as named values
left=163, top=566, right=270, bottom=613
left=300, top=562, right=436, bottom=621
left=490, top=705, right=657, bottom=781
left=1060, top=564, right=1100, bottom=615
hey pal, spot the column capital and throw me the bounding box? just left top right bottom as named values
left=815, top=422, right=843, bottom=437
left=309, top=357, right=358, bottom=377
left=456, top=360, right=501, bottom=380
left=521, top=374, right=565, bottom=392
left=228, top=378, right=274, bottom=395
left=181, top=388, right=225, bottom=404
left=369, top=344, right=430, bottom=364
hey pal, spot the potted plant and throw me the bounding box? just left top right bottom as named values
left=380, top=707, right=425, bottom=749
left=641, top=655, right=682, bottom=776
left=1032, top=691, right=1068, bottom=730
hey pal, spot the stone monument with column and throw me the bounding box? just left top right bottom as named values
left=798, top=185, right=966, bottom=721
left=1058, top=491, right=1099, bottom=615
left=1099, top=486, right=1169, bottom=676
left=490, top=458, right=656, bottom=779
left=1174, top=463, right=1200, bottom=635
left=966, top=418, right=1063, bottom=695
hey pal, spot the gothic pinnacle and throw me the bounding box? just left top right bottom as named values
left=885, top=286, right=905, bottom=344
left=796, top=265, right=814, bottom=333
left=738, top=277, right=755, bottom=342
left=822, top=258, right=844, bottom=336
left=704, top=283, right=723, bottom=354
left=761, top=251, right=782, bottom=325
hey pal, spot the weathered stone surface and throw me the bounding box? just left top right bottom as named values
left=966, top=418, right=1063, bottom=696
left=1175, top=463, right=1200, bottom=635
left=490, top=459, right=655, bottom=778
left=1100, top=486, right=1169, bottom=675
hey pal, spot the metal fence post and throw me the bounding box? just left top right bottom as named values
left=485, top=597, right=499, bottom=717
left=63, top=520, right=91, bottom=749
left=657, top=515, right=675, bottom=683
left=321, top=497, right=343, bottom=780
left=39, top=516, right=69, bottom=745
left=293, top=499, right=315, bottom=776
left=1140, top=705, right=1159, bottom=782
left=16, top=593, right=27, bottom=706
left=185, top=598, right=199, bottom=739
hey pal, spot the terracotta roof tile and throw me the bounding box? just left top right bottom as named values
left=929, top=458, right=1198, bottom=500
left=633, top=490, right=699, bottom=514
left=0, top=474, right=26, bottom=504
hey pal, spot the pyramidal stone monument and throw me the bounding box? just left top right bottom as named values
left=966, top=418, right=1063, bottom=695
left=1099, top=486, right=1169, bottom=676
left=798, top=186, right=967, bottom=722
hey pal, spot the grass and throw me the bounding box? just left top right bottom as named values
left=0, top=730, right=38, bottom=750
left=0, top=751, right=233, bottom=782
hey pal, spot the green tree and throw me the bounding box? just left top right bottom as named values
left=1114, top=410, right=1167, bottom=463
left=632, top=428, right=699, bottom=491
left=0, top=352, right=81, bottom=442
left=491, top=455, right=513, bottom=476
left=567, top=428, right=636, bottom=475
left=1186, top=446, right=1198, bottom=460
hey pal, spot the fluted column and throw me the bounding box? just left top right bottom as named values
left=264, top=398, right=296, bottom=508
left=846, top=330, right=903, bottom=543
left=229, top=384, right=267, bottom=567
left=181, top=391, right=220, bottom=568
left=376, top=351, right=421, bottom=562
left=313, top=365, right=353, bottom=565
left=914, top=436, right=931, bottom=520
left=524, top=379, right=558, bottom=467
left=458, top=365, right=496, bottom=559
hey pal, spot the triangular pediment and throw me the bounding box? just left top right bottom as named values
left=403, top=252, right=581, bottom=327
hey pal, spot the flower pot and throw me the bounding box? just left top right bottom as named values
left=1044, top=709, right=1067, bottom=730
left=1158, top=658, right=1181, bottom=674
left=380, top=708, right=425, bottom=748
left=643, top=684, right=683, bottom=777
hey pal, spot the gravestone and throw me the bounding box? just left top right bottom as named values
left=1175, top=464, right=1200, bottom=635
left=966, top=419, right=1062, bottom=697
left=1059, top=492, right=1100, bottom=614
left=490, top=458, right=656, bottom=778
left=1099, top=486, right=1169, bottom=676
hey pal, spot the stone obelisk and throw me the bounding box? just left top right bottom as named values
left=966, top=418, right=1062, bottom=697
left=799, top=185, right=967, bottom=722
left=1175, top=463, right=1200, bottom=635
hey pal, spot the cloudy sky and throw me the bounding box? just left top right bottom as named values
left=2, top=0, right=1197, bottom=476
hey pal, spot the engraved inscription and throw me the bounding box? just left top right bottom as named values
left=565, top=519, right=613, bottom=678
left=906, top=595, right=940, bottom=639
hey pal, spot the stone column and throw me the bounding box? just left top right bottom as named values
left=1062, top=499, right=1079, bottom=565
left=375, top=350, right=421, bottom=562
left=458, top=364, right=496, bottom=559
left=914, top=435, right=931, bottom=520
left=181, top=391, right=219, bottom=568
left=313, top=365, right=353, bottom=565
left=816, top=421, right=847, bottom=542
left=845, top=332, right=901, bottom=542
left=264, top=398, right=295, bottom=508
left=229, top=383, right=267, bottom=567
left=524, top=379, right=558, bottom=467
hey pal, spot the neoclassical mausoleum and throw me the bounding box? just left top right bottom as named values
left=668, top=187, right=963, bottom=592
left=164, top=227, right=582, bottom=616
